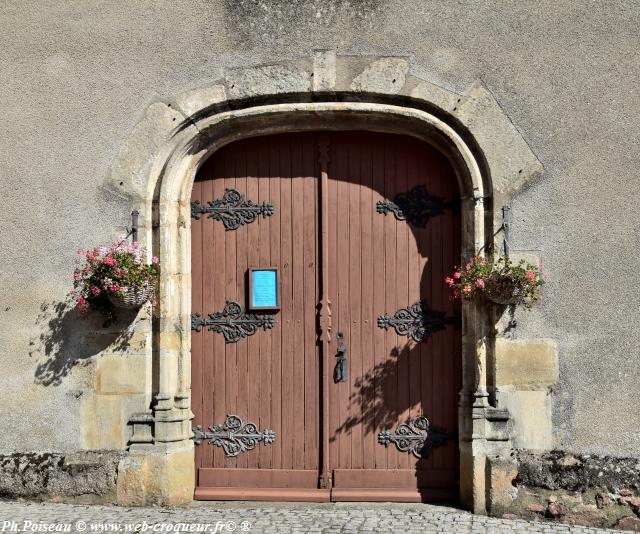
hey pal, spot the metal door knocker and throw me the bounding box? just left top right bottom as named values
left=333, top=331, right=348, bottom=383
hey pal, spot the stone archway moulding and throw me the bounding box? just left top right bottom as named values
left=108, top=52, right=542, bottom=511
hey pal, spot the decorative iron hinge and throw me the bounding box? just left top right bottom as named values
left=377, top=299, right=458, bottom=342
left=191, top=188, right=274, bottom=230
left=376, top=185, right=456, bottom=228
left=193, top=415, right=275, bottom=457
left=191, top=300, right=275, bottom=343
left=377, top=416, right=456, bottom=459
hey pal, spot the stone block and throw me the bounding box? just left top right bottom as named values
left=350, top=58, right=409, bottom=94
left=453, top=81, right=543, bottom=194
left=116, top=448, right=194, bottom=506
left=0, top=451, right=123, bottom=501
left=105, top=102, right=185, bottom=200
left=508, top=390, right=553, bottom=450
left=81, top=394, right=125, bottom=449
left=486, top=455, right=518, bottom=515
left=409, top=79, right=460, bottom=112
left=313, top=50, right=336, bottom=91
left=96, top=354, right=150, bottom=395
left=225, top=65, right=311, bottom=99
left=174, top=84, right=227, bottom=117
left=495, top=338, right=558, bottom=387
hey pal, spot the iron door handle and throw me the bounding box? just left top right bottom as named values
left=333, top=331, right=348, bottom=383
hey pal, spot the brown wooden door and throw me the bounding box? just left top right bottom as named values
left=191, top=131, right=460, bottom=502
left=191, top=133, right=325, bottom=501
left=327, top=132, right=461, bottom=502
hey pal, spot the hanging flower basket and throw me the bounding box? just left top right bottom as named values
left=108, top=284, right=151, bottom=310
left=485, top=278, right=529, bottom=306
left=72, top=237, right=159, bottom=323
left=445, top=254, right=544, bottom=308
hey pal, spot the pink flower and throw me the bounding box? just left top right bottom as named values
left=151, top=256, right=159, bottom=264
left=90, top=286, right=101, bottom=296
left=465, top=263, right=472, bottom=270
left=73, top=272, right=82, bottom=281
left=525, top=270, right=536, bottom=280
left=444, top=276, right=454, bottom=286
left=538, top=263, right=545, bottom=270
left=453, top=271, right=462, bottom=280
left=476, top=278, right=485, bottom=288
left=103, top=256, right=117, bottom=266
left=82, top=266, right=91, bottom=274
left=77, top=297, right=87, bottom=305
left=463, top=284, right=472, bottom=294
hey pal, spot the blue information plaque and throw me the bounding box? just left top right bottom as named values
left=249, top=268, right=279, bottom=311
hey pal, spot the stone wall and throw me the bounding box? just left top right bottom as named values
left=488, top=450, right=640, bottom=530
left=0, top=451, right=124, bottom=503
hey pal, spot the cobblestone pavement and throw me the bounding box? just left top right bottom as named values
left=0, top=500, right=627, bottom=534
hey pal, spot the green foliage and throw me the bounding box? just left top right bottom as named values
left=445, top=255, right=544, bottom=307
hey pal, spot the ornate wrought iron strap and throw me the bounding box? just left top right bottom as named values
left=377, top=416, right=456, bottom=459
left=193, top=415, right=275, bottom=457
left=191, top=300, right=275, bottom=343
left=377, top=299, right=458, bottom=342
left=376, top=185, right=455, bottom=228
left=191, top=188, right=274, bottom=230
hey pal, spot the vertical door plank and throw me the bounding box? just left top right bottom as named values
left=370, top=135, right=387, bottom=470
left=359, top=135, right=375, bottom=470
left=234, top=146, right=249, bottom=470
left=334, top=139, right=351, bottom=470
left=348, top=135, right=363, bottom=470
left=290, top=134, right=306, bottom=471
left=269, top=137, right=283, bottom=470
left=302, top=135, right=318, bottom=470
left=406, top=140, right=422, bottom=430
left=327, top=136, right=340, bottom=469
left=395, top=137, right=411, bottom=471
left=279, top=136, right=294, bottom=471
left=245, top=139, right=260, bottom=470
left=257, top=138, right=273, bottom=469
left=201, top=158, right=216, bottom=470
left=383, top=137, right=399, bottom=471
left=224, top=148, right=238, bottom=470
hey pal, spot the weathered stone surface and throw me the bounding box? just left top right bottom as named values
left=313, top=50, right=336, bottom=91
left=105, top=102, right=186, bottom=200
left=0, top=452, right=123, bottom=501
left=616, top=516, right=640, bottom=531
left=408, top=78, right=460, bottom=111
left=452, top=81, right=543, bottom=194
left=81, top=394, right=126, bottom=449
left=116, top=448, right=194, bottom=506
left=174, top=84, right=227, bottom=116
left=527, top=503, right=545, bottom=513
left=515, top=450, right=640, bottom=492
left=547, top=502, right=566, bottom=518
left=506, top=389, right=554, bottom=450
left=225, top=65, right=312, bottom=98
left=350, top=58, right=408, bottom=94
left=487, top=455, right=519, bottom=515
left=95, top=354, right=151, bottom=395
left=495, top=338, right=558, bottom=387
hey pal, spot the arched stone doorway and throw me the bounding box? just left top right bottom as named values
left=111, top=52, right=542, bottom=512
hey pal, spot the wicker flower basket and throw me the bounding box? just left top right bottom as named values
left=108, top=285, right=150, bottom=310
left=486, top=279, right=528, bottom=306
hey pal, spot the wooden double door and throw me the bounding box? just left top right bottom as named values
left=191, top=131, right=461, bottom=502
